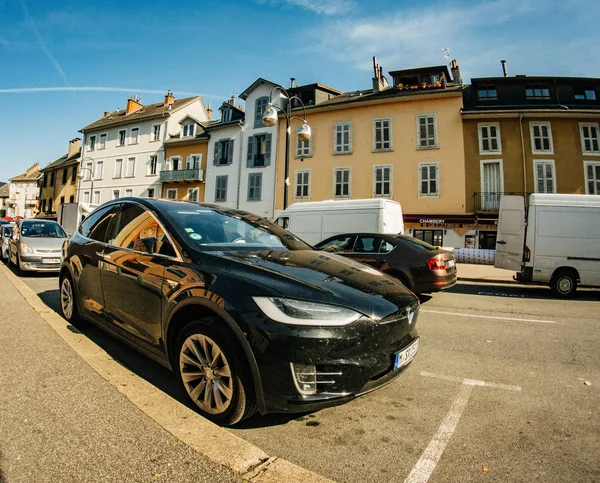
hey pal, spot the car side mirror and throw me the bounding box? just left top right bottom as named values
left=133, top=237, right=156, bottom=254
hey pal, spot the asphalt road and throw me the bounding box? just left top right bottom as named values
left=15, top=269, right=600, bottom=483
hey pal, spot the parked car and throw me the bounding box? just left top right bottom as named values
left=60, top=198, right=420, bottom=425
left=315, top=233, right=457, bottom=294
left=9, top=219, right=67, bottom=273
left=1, top=223, right=14, bottom=261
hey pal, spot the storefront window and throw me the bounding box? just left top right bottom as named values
left=478, top=231, right=497, bottom=249
left=413, top=229, right=443, bottom=246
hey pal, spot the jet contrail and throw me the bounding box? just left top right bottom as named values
left=0, top=86, right=223, bottom=99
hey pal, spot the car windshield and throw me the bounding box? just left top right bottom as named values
left=162, top=205, right=312, bottom=252
left=2, top=226, right=13, bottom=237
left=395, top=234, right=436, bottom=251
left=21, top=221, right=67, bottom=238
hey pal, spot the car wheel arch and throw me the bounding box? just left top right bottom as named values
left=386, top=269, right=413, bottom=290
left=165, top=299, right=267, bottom=414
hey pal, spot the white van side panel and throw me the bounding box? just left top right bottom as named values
left=529, top=206, right=600, bottom=286
left=382, top=202, right=404, bottom=234
left=291, top=213, right=323, bottom=245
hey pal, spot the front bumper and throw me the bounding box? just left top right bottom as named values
left=242, top=304, right=420, bottom=414
left=19, top=254, right=62, bottom=272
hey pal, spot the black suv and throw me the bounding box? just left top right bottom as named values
left=60, top=198, right=420, bottom=425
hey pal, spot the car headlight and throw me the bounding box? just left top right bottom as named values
left=20, top=243, right=33, bottom=254
left=253, top=297, right=362, bottom=326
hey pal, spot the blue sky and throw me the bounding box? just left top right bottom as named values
left=0, top=0, right=598, bottom=181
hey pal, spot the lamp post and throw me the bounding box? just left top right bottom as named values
left=262, top=87, right=311, bottom=211
left=77, top=156, right=95, bottom=204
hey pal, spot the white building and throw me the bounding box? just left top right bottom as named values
left=7, top=163, right=39, bottom=218
left=205, top=79, right=283, bottom=218
left=78, top=92, right=209, bottom=204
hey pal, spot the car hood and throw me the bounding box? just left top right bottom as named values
left=21, top=236, right=66, bottom=251
left=209, top=249, right=418, bottom=320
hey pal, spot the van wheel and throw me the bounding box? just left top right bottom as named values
left=550, top=270, right=577, bottom=298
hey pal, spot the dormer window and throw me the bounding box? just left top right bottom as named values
left=574, top=88, right=597, bottom=101
left=477, top=86, right=497, bottom=100
left=182, top=124, right=195, bottom=137
left=222, top=109, right=232, bottom=123
left=526, top=86, right=550, bottom=99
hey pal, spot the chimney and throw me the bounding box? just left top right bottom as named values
left=229, top=95, right=235, bottom=106
left=68, top=138, right=81, bottom=158
left=164, top=90, right=175, bottom=106
left=103, top=111, right=110, bottom=118
left=450, top=59, right=462, bottom=85
left=290, top=77, right=296, bottom=88
left=372, top=56, right=388, bottom=92
left=126, top=96, right=143, bottom=115
left=501, top=60, right=508, bottom=77
left=207, top=102, right=212, bottom=120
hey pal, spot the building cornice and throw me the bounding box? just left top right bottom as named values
left=461, top=109, right=600, bottom=119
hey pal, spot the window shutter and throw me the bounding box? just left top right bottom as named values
left=264, top=133, right=272, bottom=166
left=227, top=139, right=234, bottom=165
left=213, top=143, right=221, bottom=166
left=247, top=136, right=254, bottom=168
left=254, top=97, right=266, bottom=128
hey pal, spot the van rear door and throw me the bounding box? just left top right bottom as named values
left=494, top=195, right=526, bottom=271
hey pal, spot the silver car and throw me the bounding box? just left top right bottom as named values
left=1, top=223, right=14, bottom=261
left=9, top=220, right=67, bottom=273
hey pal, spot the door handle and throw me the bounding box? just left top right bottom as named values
left=497, top=240, right=506, bottom=245
left=96, top=251, right=112, bottom=260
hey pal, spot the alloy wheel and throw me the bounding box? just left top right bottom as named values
left=61, top=277, right=74, bottom=320
left=179, top=334, right=234, bottom=415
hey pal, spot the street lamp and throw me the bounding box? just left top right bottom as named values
left=77, top=156, right=95, bottom=204
left=262, top=86, right=311, bottom=211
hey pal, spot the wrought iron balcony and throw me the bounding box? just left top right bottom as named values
left=473, top=192, right=529, bottom=212
left=159, top=168, right=204, bottom=183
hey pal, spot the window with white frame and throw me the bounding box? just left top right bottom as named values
left=187, top=154, right=202, bottom=170
left=89, top=135, right=96, bottom=151
left=152, top=124, right=161, bottom=142
left=419, top=162, right=439, bottom=197
left=125, top=189, right=133, bottom=197
left=247, top=173, right=262, bottom=201
left=130, top=127, right=139, bottom=144
left=296, top=128, right=311, bottom=158
left=112, top=190, right=120, bottom=200
left=182, top=124, right=195, bottom=137
left=99, top=133, right=107, bottom=149
left=114, top=159, right=123, bottom=178
left=147, top=188, right=155, bottom=198
left=166, top=189, right=177, bottom=200
left=530, top=122, right=553, bottom=153
left=417, top=115, right=437, bottom=149
left=478, top=123, right=501, bottom=154
left=533, top=160, right=556, bottom=193
left=118, top=130, right=126, bottom=146
left=93, top=191, right=101, bottom=205
left=334, top=122, right=352, bottom=154
left=126, top=157, right=135, bottom=177
left=334, top=167, right=351, bottom=198
left=95, top=161, right=104, bottom=179
left=83, top=191, right=90, bottom=203
left=187, top=188, right=199, bottom=202
left=147, top=155, right=158, bottom=175
left=295, top=170, right=310, bottom=199
left=167, top=156, right=182, bottom=171
left=374, top=165, right=392, bottom=197
left=580, top=123, right=600, bottom=154
left=585, top=162, right=600, bottom=194
left=85, top=162, right=93, bottom=180
left=373, top=118, right=392, bottom=152
left=215, top=176, right=228, bottom=201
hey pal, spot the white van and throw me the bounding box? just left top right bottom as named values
left=495, top=193, right=600, bottom=297
left=275, top=199, right=404, bottom=246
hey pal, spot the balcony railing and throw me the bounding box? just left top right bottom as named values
left=159, top=168, right=204, bottom=183
left=473, top=192, right=529, bottom=212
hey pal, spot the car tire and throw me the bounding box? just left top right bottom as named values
left=59, top=274, right=82, bottom=325
left=550, top=270, right=577, bottom=298
left=15, top=254, right=25, bottom=276
left=175, top=318, right=256, bottom=426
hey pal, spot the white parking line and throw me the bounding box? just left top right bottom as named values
left=420, top=371, right=522, bottom=391
left=404, top=383, right=474, bottom=483
left=421, top=309, right=556, bottom=325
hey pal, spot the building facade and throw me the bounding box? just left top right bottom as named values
left=38, top=138, right=81, bottom=217
left=462, top=74, right=600, bottom=248
left=7, top=163, right=39, bottom=218
left=275, top=59, right=468, bottom=247
left=78, top=92, right=209, bottom=205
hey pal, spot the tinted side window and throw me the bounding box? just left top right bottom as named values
left=79, top=205, right=118, bottom=242
left=317, top=235, right=356, bottom=252
left=354, top=236, right=382, bottom=253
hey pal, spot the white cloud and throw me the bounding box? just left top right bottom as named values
left=261, top=0, right=355, bottom=16
left=0, top=86, right=223, bottom=99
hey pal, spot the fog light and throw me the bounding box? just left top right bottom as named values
left=290, top=362, right=317, bottom=396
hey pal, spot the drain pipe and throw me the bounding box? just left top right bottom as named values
left=519, top=113, right=527, bottom=194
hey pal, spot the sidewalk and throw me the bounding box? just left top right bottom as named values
left=456, top=262, right=517, bottom=284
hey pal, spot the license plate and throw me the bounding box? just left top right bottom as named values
left=446, top=259, right=455, bottom=267
left=394, top=338, right=419, bottom=370
left=41, top=258, right=61, bottom=264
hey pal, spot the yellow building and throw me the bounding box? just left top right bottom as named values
left=162, top=116, right=210, bottom=202
left=38, top=139, right=81, bottom=217
left=275, top=59, right=467, bottom=247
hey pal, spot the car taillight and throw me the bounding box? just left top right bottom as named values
left=427, top=255, right=446, bottom=271
left=523, top=245, right=531, bottom=262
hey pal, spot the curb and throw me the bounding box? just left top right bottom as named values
left=457, top=276, right=519, bottom=285
left=0, top=263, right=334, bottom=483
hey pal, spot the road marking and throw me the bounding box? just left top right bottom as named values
left=421, top=309, right=556, bottom=325
left=404, top=383, right=474, bottom=483
left=420, top=371, right=522, bottom=391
